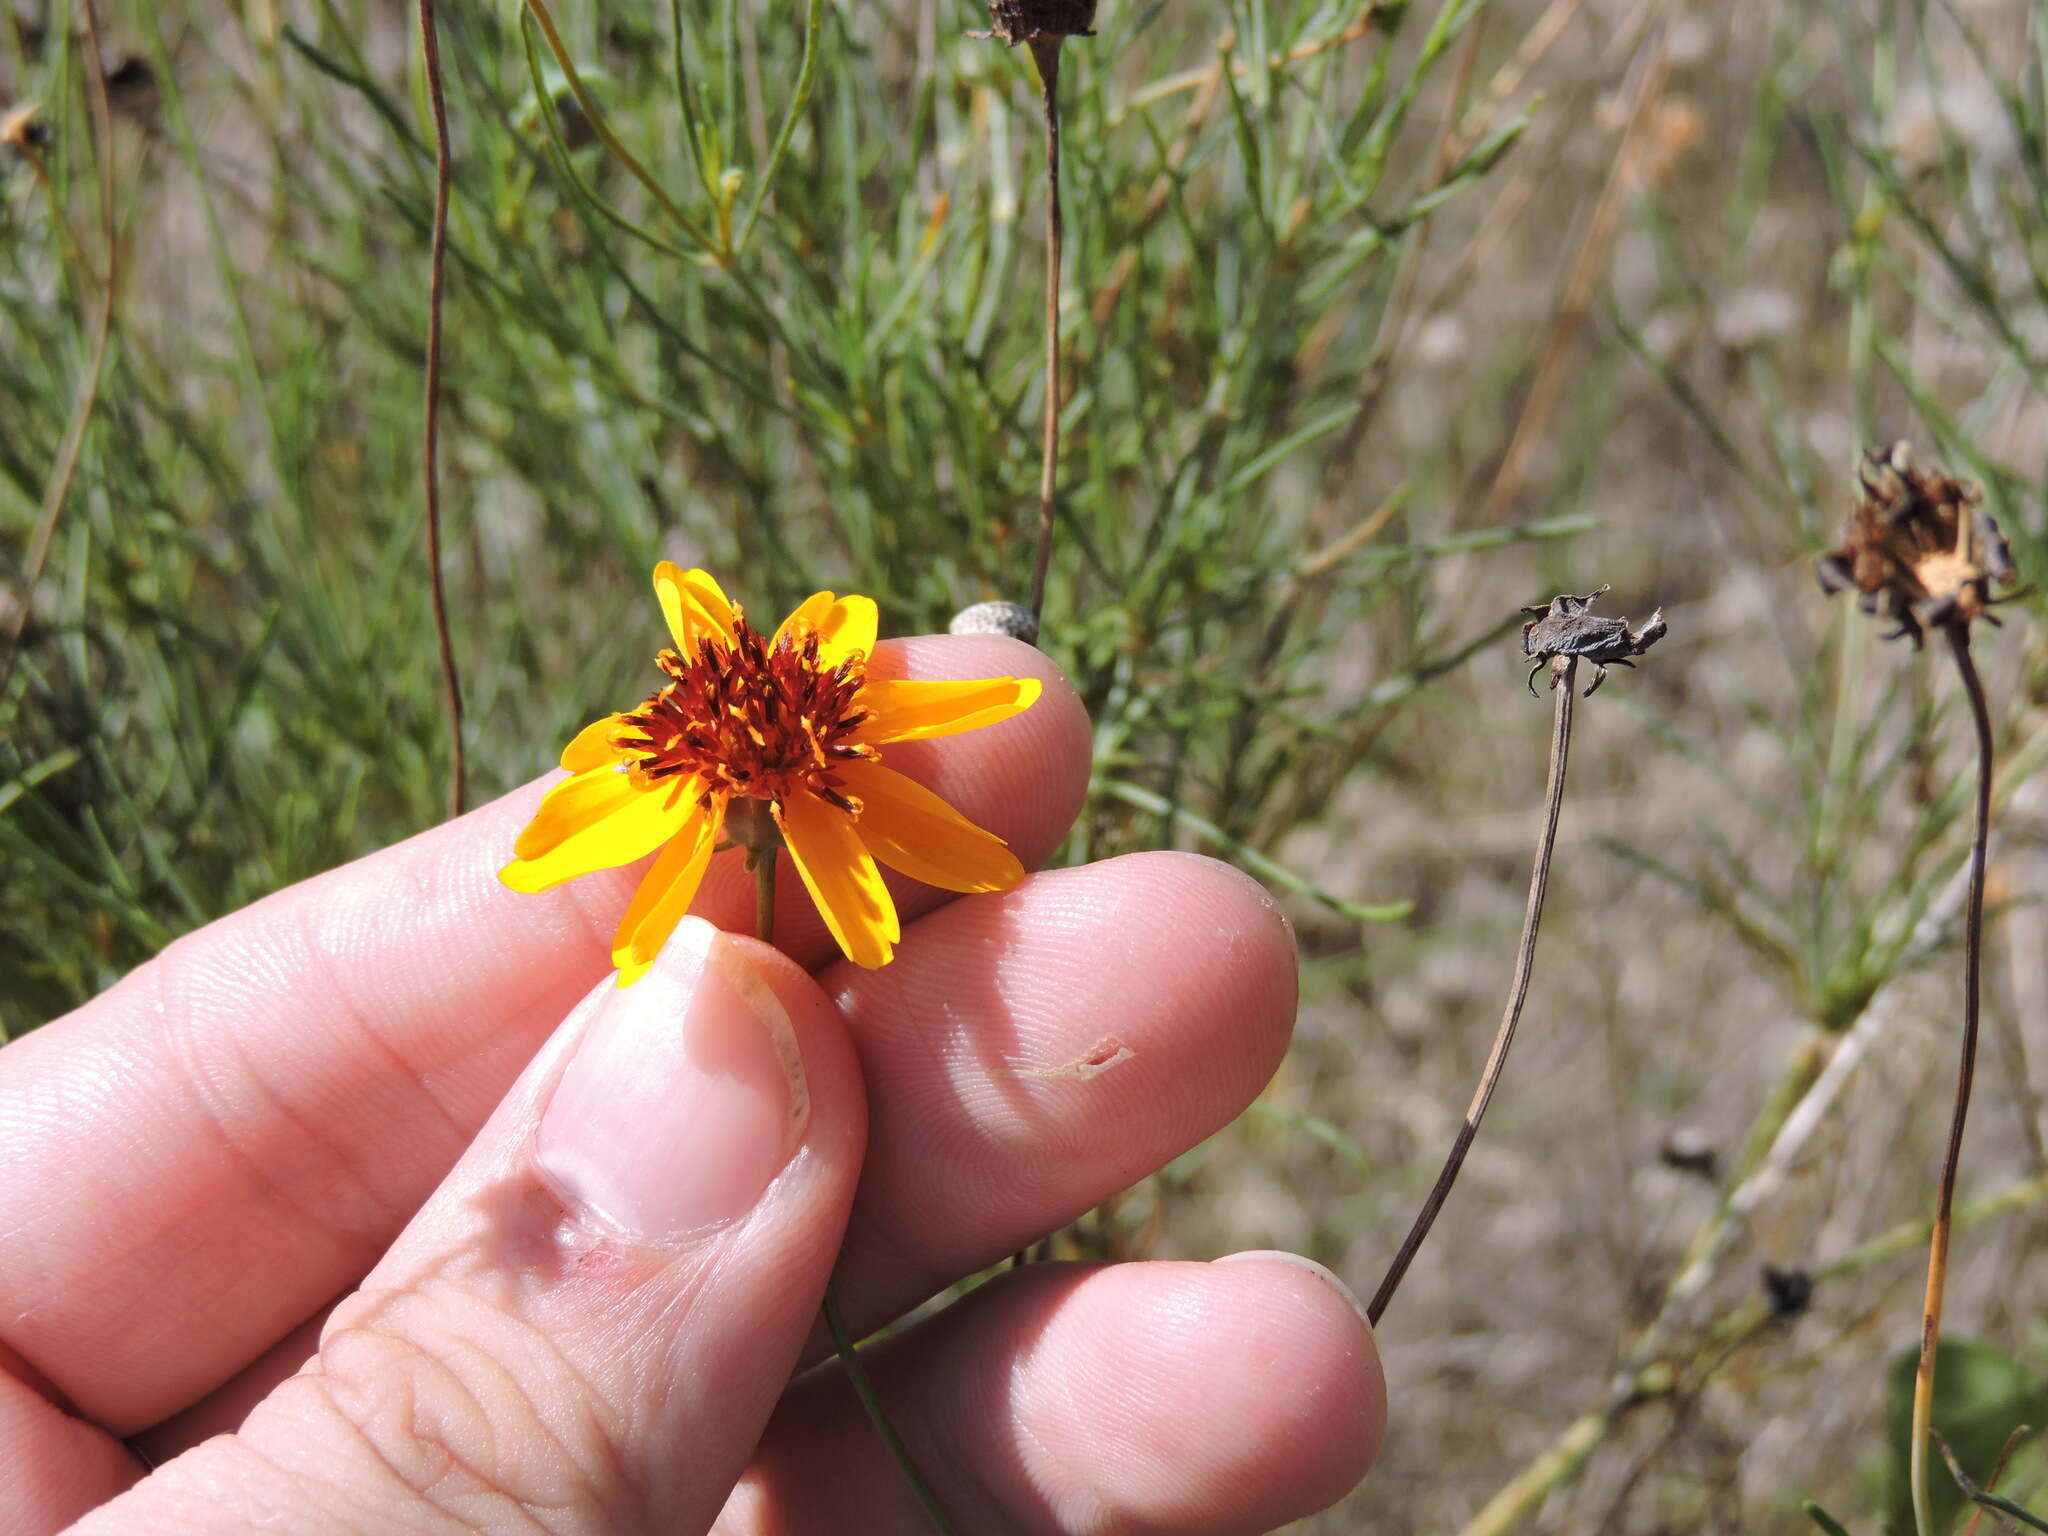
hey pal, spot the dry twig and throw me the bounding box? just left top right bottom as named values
left=1369, top=589, right=1666, bottom=1323
left=417, top=0, right=465, bottom=817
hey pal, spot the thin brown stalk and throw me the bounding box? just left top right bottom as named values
left=1, top=0, right=119, bottom=697
left=1026, top=36, right=1064, bottom=627
left=418, top=0, right=465, bottom=818
left=1909, top=622, right=1994, bottom=1536
left=1368, top=655, right=1576, bottom=1324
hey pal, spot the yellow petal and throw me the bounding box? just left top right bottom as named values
left=653, top=562, right=738, bottom=658
left=775, top=591, right=879, bottom=671
left=853, top=676, right=1042, bottom=745
left=611, top=804, right=722, bottom=985
left=500, top=768, right=696, bottom=894
left=774, top=591, right=834, bottom=648
left=838, top=760, right=1023, bottom=893
left=560, top=712, right=625, bottom=772
left=775, top=791, right=900, bottom=969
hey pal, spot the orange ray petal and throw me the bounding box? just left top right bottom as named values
left=853, top=675, right=1042, bottom=745
left=500, top=769, right=697, bottom=893
left=560, top=712, right=625, bottom=772
left=653, top=562, right=738, bottom=658
left=838, top=760, right=1024, bottom=893
left=775, top=792, right=900, bottom=969
left=773, top=591, right=834, bottom=648
left=610, top=804, right=722, bottom=985
left=774, top=591, right=879, bottom=672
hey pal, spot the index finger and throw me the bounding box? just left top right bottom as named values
left=0, top=635, right=1089, bottom=1437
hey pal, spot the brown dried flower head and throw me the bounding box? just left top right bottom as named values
left=1520, top=585, right=1668, bottom=697
left=1, top=101, right=49, bottom=155
left=981, top=0, right=1098, bottom=45
left=1817, top=442, right=2017, bottom=646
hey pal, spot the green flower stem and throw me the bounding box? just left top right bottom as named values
left=748, top=853, right=959, bottom=1535
left=821, top=1288, right=962, bottom=1536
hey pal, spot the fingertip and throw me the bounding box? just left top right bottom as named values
left=1120, top=850, right=1302, bottom=1094
left=1209, top=1250, right=1388, bottom=1487
left=769, top=1259, right=1387, bottom=1534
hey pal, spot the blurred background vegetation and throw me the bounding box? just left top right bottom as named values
left=4, top=0, right=2047, bottom=1528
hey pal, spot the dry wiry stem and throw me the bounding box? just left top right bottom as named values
left=418, top=0, right=466, bottom=818
left=1909, top=622, right=1994, bottom=1536
left=1, top=0, right=119, bottom=697
left=1026, top=35, right=1064, bottom=628
left=1368, top=654, right=1576, bottom=1324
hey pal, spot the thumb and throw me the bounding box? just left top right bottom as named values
left=79, top=917, right=866, bottom=1536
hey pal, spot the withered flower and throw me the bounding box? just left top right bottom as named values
left=1520, top=585, right=1668, bottom=696
left=980, top=0, right=1097, bottom=44
left=0, top=101, right=49, bottom=155
left=1816, top=442, right=2016, bottom=645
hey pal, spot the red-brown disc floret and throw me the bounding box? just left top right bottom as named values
left=613, top=613, right=874, bottom=815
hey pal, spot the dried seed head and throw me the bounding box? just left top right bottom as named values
left=1, top=101, right=49, bottom=155
left=980, top=0, right=1098, bottom=45
left=949, top=599, right=1040, bottom=645
left=1519, top=585, right=1668, bottom=696
left=1817, top=442, right=2016, bottom=646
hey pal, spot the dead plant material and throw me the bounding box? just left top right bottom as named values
left=1817, top=441, right=2018, bottom=647
left=1817, top=442, right=2013, bottom=1536
left=418, top=0, right=466, bottom=817
left=980, top=0, right=1097, bottom=45
left=1520, top=584, right=1667, bottom=696
left=976, top=4, right=1095, bottom=641
left=1368, top=584, right=1668, bottom=1325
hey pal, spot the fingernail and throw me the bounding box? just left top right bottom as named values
left=1213, top=1250, right=1375, bottom=1333
left=536, top=918, right=809, bottom=1240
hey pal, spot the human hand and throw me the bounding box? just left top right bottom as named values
left=0, top=635, right=1386, bottom=1535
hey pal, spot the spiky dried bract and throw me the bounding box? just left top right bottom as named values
left=1817, top=442, right=2016, bottom=646
left=1520, top=585, right=1668, bottom=696
left=982, top=0, right=1097, bottom=44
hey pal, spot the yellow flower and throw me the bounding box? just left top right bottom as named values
left=501, top=564, right=1041, bottom=982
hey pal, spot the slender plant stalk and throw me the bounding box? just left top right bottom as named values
left=1368, top=655, right=1577, bottom=1324
left=417, top=0, right=465, bottom=818
left=1909, top=622, right=1994, bottom=1536
left=751, top=846, right=777, bottom=946
left=1026, top=35, right=1063, bottom=625
left=524, top=0, right=717, bottom=254
left=0, top=0, right=118, bottom=696
left=748, top=856, right=959, bottom=1535
left=821, top=1289, right=961, bottom=1536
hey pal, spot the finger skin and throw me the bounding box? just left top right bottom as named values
left=0, top=636, right=1086, bottom=1439
left=135, top=853, right=1302, bottom=1466
left=0, top=1367, right=139, bottom=1532
left=74, top=931, right=868, bottom=1536
left=723, top=1257, right=1388, bottom=1536
left=818, top=852, right=1299, bottom=1342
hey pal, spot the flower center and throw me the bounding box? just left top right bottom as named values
left=615, top=613, right=873, bottom=812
